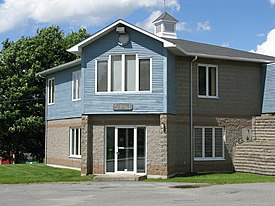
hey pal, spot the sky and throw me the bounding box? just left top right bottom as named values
left=0, top=0, right=275, bottom=56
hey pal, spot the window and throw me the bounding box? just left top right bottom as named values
left=70, top=128, right=81, bottom=158
left=96, top=54, right=151, bottom=93
left=48, top=78, right=55, bottom=105
left=198, top=64, right=218, bottom=98
left=164, top=22, right=175, bottom=32
left=194, top=127, right=224, bottom=160
left=72, top=71, right=81, bottom=100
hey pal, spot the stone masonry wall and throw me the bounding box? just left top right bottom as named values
left=47, top=118, right=82, bottom=169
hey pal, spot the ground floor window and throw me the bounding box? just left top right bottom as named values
left=194, top=126, right=224, bottom=160
left=70, top=128, right=81, bottom=158
left=106, top=126, right=146, bottom=173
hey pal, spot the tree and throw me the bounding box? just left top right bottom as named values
left=0, top=26, right=90, bottom=163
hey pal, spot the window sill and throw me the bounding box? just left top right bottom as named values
left=48, top=103, right=55, bottom=106
left=194, top=158, right=225, bottom=161
left=197, top=95, right=219, bottom=99
left=72, top=98, right=81, bottom=102
left=95, top=91, right=152, bottom=95
left=69, top=155, right=81, bottom=159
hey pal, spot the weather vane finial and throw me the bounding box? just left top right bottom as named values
left=163, top=0, right=166, bottom=12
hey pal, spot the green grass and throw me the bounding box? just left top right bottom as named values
left=146, top=173, right=275, bottom=184
left=0, top=164, right=93, bottom=184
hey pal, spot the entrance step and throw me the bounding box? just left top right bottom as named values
left=93, top=174, right=147, bottom=181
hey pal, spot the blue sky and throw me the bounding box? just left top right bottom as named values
left=0, top=0, right=275, bottom=56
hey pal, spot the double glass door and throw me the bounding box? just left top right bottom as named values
left=106, top=126, right=146, bottom=174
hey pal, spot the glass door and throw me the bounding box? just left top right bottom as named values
left=106, top=126, right=146, bottom=174
left=117, top=128, right=134, bottom=172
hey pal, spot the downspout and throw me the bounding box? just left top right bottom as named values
left=190, top=56, right=197, bottom=174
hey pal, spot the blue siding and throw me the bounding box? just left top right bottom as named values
left=47, top=65, right=82, bottom=120
left=82, top=27, right=166, bottom=114
left=262, top=64, right=275, bottom=113
left=167, top=51, right=177, bottom=114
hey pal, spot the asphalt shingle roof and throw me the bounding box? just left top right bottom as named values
left=153, top=12, right=178, bottom=23
left=165, top=38, right=275, bottom=63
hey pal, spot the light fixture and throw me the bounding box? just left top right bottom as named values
left=116, top=27, right=126, bottom=34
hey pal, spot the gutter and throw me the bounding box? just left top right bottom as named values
left=190, top=56, right=197, bottom=174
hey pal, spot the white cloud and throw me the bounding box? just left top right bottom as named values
left=253, top=28, right=275, bottom=57
left=136, top=10, right=162, bottom=33
left=0, top=0, right=180, bottom=33
left=269, top=0, right=275, bottom=5
left=176, top=22, right=191, bottom=32
left=197, top=21, right=211, bottom=31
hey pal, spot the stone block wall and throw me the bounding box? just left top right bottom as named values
left=47, top=118, right=82, bottom=169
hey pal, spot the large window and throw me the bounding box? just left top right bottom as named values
left=48, top=78, right=55, bottom=105
left=96, top=54, right=151, bottom=93
left=198, top=64, right=218, bottom=98
left=194, top=127, right=224, bottom=160
left=72, top=71, right=81, bottom=100
left=70, top=128, right=81, bottom=158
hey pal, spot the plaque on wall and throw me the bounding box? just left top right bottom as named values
left=113, top=103, right=133, bottom=111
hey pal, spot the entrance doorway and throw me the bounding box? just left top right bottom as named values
left=106, top=126, right=146, bottom=174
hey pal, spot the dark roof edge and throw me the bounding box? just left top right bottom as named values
left=36, top=59, right=81, bottom=76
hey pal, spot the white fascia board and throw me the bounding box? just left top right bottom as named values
left=36, top=59, right=81, bottom=76
left=67, top=19, right=176, bottom=55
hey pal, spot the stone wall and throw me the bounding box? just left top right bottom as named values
left=46, top=118, right=82, bottom=169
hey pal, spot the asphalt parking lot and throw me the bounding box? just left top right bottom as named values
left=0, top=181, right=274, bottom=206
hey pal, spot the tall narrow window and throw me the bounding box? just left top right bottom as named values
left=70, top=128, right=81, bottom=157
left=97, top=60, right=108, bottom=92
left=198, top=64, right=218, bottom=98
left=48, top=78, right=55, bottom=104
left=125, top=55, right=136, bottom=91
left=194, top=127, right=224, bottom=160
left=72, top=71, right=81, bottom=100
left=111, top=55, right=122, bottom=91
left=139, top=59, right=150, bottom=91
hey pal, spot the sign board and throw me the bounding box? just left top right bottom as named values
left=113, top=103, right=133, bottom=111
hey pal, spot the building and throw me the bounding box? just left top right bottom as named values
left=37, top=12, right=275, bottom=178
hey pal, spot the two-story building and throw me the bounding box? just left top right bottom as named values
left=37, top=12, right=275, bottom=178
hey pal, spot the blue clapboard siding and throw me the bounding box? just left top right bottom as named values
left=167, top=50, right=177, bottom=114
left=47, top=65, right=83, bottom=120
left=82, top=27, right=166, bottom=114
left=262, top=63, right=275, bottom=113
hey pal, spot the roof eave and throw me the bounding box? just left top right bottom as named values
left=36, top=59, right=81, bottom=76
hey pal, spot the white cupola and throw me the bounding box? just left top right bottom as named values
left=152, top=12, right=178, bottom=39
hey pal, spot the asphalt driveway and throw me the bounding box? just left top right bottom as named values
left=0, top=181, right=274, bottom=206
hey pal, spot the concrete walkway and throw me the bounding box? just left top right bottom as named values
left=0, top=181, right=274, bottom=206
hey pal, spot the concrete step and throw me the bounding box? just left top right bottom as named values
left=93, top=174, right=147, bottom=181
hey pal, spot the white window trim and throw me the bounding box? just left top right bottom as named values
left=95, top=54, right=152, bottom=94
left=47, top=78, right=55, bottom=105
left=197, top=64, right=219, bottom=99
left=69, top=128, right=81, bottom=158
left=72, top=70, right=81, bottom=101
left=194, top=126, right=225, bottom=161
left=104, top=125, right=147, bottom=175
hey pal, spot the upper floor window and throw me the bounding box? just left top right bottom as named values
left=70, top=128, right=81, bottom=158
left=72, top=70, right=81, bottom=101
left=198, top=64, right=218, bottom=98
left=194, top=126, right=224, bottom=161
left=96, top=54, right=151, bottom=93
left=48, top=78, right=55, bottom=105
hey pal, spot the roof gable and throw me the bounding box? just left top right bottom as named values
left=67, top=19, right=175, bottom=55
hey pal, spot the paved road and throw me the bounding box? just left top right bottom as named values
left=0, top=181, right=274, bottom=206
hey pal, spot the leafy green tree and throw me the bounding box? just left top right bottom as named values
left=0, top=26, right=90, bottom=163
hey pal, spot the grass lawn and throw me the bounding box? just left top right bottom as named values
left=146, top=173, right=275, bottom=184
left=0, top=164, right=93, bottom=184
